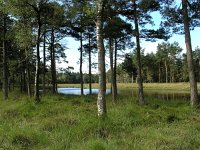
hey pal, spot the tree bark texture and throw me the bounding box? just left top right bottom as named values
left=43, top=26, right=46, bottom=93
left=113, top=39, right=118, bottom=102
left=88, top=33, right=92, bottom=95
left=182, top=0, right=199, bottom=106
left=96, top=0, right=107, bottom=116
left=159, top=62, right=161, bottom=83
left=80, top=31, right=84, bottom=96
left=109, top=37, right=117, bottom=103
left=50, top=28, right=56, bottom=94
left=165, top=60, right=168, bottom=83
left=133, top=0, right=145, bottom=104
left=25, top=48, right=32, bottom=97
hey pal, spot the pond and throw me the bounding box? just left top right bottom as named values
left=125, top=89, right=190, bottom=101
left=57, top=88, right=111, bottom=95
left=57, top=88, right=190, bottom=101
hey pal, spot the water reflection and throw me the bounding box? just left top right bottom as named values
left=58, top=88, right=190, bottom=101
left=57, top=88, right=111, bottom=95
left=122, top=89, right=190, bottom=100
left=144, top=92, right=190, bottom=101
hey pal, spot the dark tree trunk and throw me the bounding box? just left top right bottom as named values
left=20, top=50, right=23, bottom=93
left=88, top=33, right=92, bottom=95
left=50, top=28, right=56, bottom=94
left=171, top=63, right=175, bottom=83
left=113, top=38, right=118, bottom=102
left=12, top=75, right=15, bottom=91
left=23, top=66, right=27, bottom=92
left=165, top=60, right=168, bottom=83
left=158, top=62, right=161, bottom=83
left=20, top=70, right=23, bottom=93
left=182, top=0, right=199, bottom=106
left=25, top=48, right=32, bottom=97
left=109, top=37, right=114, bottom=102
left=80, top=32, right=84, bottom=96
left=96, top=0, right=106, bottom=116
left=2, top=14, right=8, bottom=100
left=43, top=26, right=46, bottom=93
left=199, top=60, right=200, bottom=82
left=133, top=0, right=145, bottom=104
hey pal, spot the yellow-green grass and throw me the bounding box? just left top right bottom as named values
left=0, top=84, right=200, bottom=149
left=58, top=82, right=200, bottom=92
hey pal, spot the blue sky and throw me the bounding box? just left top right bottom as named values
left=60, top=29, right=200, bottom=73
left=142, top=11, right=200, bottom=55
left=58, top=11, right=200, bottom=73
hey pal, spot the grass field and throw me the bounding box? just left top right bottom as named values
left=0, top=83, right=200, bottom=149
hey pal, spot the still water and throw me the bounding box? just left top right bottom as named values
left=57, top=88, right=111, bottom=95
left=57, top=88, right=190, bottom=101
left=126, top=89, right=190, bottom=101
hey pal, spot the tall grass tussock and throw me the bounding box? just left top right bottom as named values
left=0, top=83, right=200, bottom=149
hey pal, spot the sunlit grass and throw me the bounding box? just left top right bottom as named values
left=0, top=84, right=200, bottom=149
left=58, top=82, right=194, bottom=91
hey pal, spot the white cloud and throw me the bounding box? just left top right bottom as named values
left=143, top=42, right=158, bottom=55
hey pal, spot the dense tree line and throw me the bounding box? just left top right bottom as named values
left=120, top=43, right=200, bottom=83
left=0, top=0, right=200, bottom=116
left=57, top=71, right=98, bottom=84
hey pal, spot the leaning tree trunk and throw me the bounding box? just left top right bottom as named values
left=96, top=0, right=106, bottom=116
left=182, top=0, right=199, bottom=106
left=133, top=0, right=145, bottom=105
left=3, top=14, right=8, bottom=100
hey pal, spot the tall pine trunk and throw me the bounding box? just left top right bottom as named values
left=88, top=33, right=92, bottom=95
left=133, top=0, right=144, bottom=104
left=25, top=48, right=32, bottom=97
left=165, top=60, right=168, bottom=83
left=113, top=39, right=118, bottom=102
left=80, top=31, right=84, bottom=96
left=182, top=0, right=199, bottom=106
left=96, top=0, right=106, bottom=116
left=109, top=37, right=114, bottom=102
left=50, top=28, right=56, bottom=94
left=3, top=14, right=8, bottom=100
left=158, top=62, right=161, bottom=83
left=43, top=26, right=46, bottom=93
